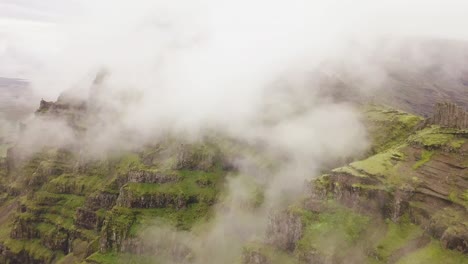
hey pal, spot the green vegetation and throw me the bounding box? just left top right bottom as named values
left=122, top=169, right=222, bottom=206
left=0, top=111, right=467, bottom=264
left=396, top=240, right=468, bottom=264
left=407, top=126, right=466, bottom=150
left=0, top=144, right=10, bottom=158
left=412, top=150, right=434, bottom=170
left=46, top=173, right=107, bottom=195
left=242, top=243, right=298, bottom=264
left=332, top=165, right=368, bottom=178
left=294, top=202, right=370, bottom=259
left=362, top=104, right=423, bottom=153
left=449, top=138, right=466, bottom=149
left=374, top=217, right=423, bottom=260
left=350, top=149, right=404, bottom=177
left=409, top=127, right=453, bottom=148
left=3, top=238, right=57, bottom=263
left=87, top=252, right=155, bottom=264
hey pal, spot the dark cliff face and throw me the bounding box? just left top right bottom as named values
left=0, top=132, right=231, bottom=263
left=0, top=95, right=467, bottom=264
left=241, top=104, right=467, bottom=264
left=426, top=102, right=468, bottom=129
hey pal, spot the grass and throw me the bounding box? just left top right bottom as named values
left=86, top=252, right=156, bottom=264
left=449, top=138, right=466, bottom=149
left=46, top=173, right=107, bottom=195
left=243, top=243, right=299, bottom=264
left=407, top=126, right=465, bottom=150
left=31, top=192, right=85, bottom=230
left=3, top=238, right=56, bottom=262
left=362, top=104, right=423, bottom=153
left=294, top=202, right=370, bottom=258
left=130, top=203, right=213, bottom=233
left=374, top=217, right=423, bottom=260
left=122, top=169, right=222, bottom=206
left=412, top=150, right=434, bottom=170
left=350, top=149, right=404, bottom=177
left=0, top=144, right=10, bottom=158
left=332, top=165, right=368, bottom=178
left=396, top=240, right=468, bottom=264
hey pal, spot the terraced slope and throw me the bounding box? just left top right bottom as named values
left=0, top=141, right=230, bottom=263
left=0, top=103, right=466, bottom=263
left=245, top=105, right=467, bottom=264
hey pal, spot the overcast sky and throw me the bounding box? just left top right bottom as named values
left=2, top=0, right=468, bottom=80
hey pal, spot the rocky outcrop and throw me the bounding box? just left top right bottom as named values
left=6, top=147, right=18, bottom=175
left=34, top=96, right=87, bottom=131
left=174, top=144, right=219, bottom=171
left=10, top=217, right=37, bottom=239
left=242, top=250, right=270, bottom=264
left=313, top=173, right=411, bottom=221
left=75, top=208, right=100, bottom=230
left=40, top=229, right=70, bottom=254
left=266, top=211, right=303, bottom=251
left=85, top=192, right=118, bottom=210
left=315, top=163, right=468, bottom=254
left=127, top=170, right=179, bottom=184
left=426, top=102, right=468, bottom=129
left=116, top=188, right=195, bottom=209
left=426, top=208, right=468, bottom=253
left=0, top=243, right=48, bottom=264
left=36, top=99, right=86, bottom=115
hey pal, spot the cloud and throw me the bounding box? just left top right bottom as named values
left=3, top=0, right=468, bottom=262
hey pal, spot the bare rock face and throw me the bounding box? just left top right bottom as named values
left=75, top=208, right=100, bottom=230
left=85, top=192, right=118, bottom=210
left=266, top=211, right=303, bottom=251
left=242, top=250, right=271, bottom=264
left=36, top=99, right=86, bottom=115
left=127, top=170, right=179, bottom=184
left=116, top=188, right=194, bottom=209
left=426, top=102, right=468, bottom=129
left=427, top=208, right=468, bottom=254
left=174, top=144, right=219, bottom=171
left=10, top=218, right=37, bottom=240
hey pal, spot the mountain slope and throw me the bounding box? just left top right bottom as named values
left=0, top=100, right=467, bottom=263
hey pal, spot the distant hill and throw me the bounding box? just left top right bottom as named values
left=315, top=38, right=468, bottom=116
left=0, top=77, right=35, bottom=121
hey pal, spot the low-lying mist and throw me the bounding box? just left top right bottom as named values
left=3, top=0, right=468, bottom=263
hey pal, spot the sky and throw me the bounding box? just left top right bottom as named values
left=3, top=2, right=468, bottom=262
left=2, top=0, right=468, bottom=81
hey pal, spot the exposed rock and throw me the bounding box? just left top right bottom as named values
left=314, top=173, right=409, bottom=221
left=40, top=228, right=70, bottom=254
left=242, top=250, right=270, bottom=264
left=75, top=208, right=100, bottom=230
left=174, top=144, right=219, bottom=171
left=36, top=99, right=86, bottom=115
left=316, top=153, right=468, bottom=254
left=387, top=234, right=431, bottom=263
left=99, top=212, right=135, bottom=252
left=116, top=187, right=195, bottom=209
left=296, top=248, right=327, bottom=264
left=10, top=218, right=37, bottom=239
left=85, top=192, right=118, bottom=210
left=266, top=211, right=303, bottom=251
left=427, top=208, right=468, bottom=253
left=426, top=102, right=468, bottom=129
left=127, top=170, right=179, bottom=184
left=36, top=100, right=54, bottom=114
left=35, top=95, right=87, bottom=131
left=0, top=243, right=48, bottom=264
left=441, top=228, right=468, bottom=254
left=6, top=147, right=18, bottom=175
